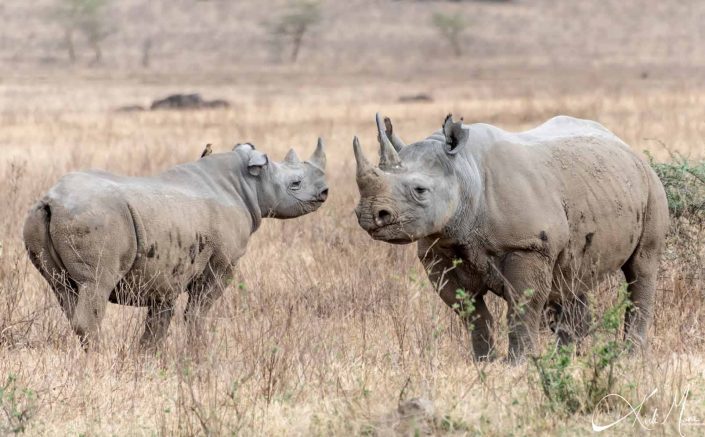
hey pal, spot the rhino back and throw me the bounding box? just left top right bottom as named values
left=474, top=122, right=653, bottom=282
left=45, top=169, right=252, bottom=299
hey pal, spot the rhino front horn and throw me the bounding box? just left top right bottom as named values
left=309, top=137, right=326, bottom=169
left=353, top=136, right=373, bottom=177
left=376, top=113, right=402, bottom=169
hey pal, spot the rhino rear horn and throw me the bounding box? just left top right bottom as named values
left=376, top=113, right=402, bottom=169
left=284, top=148, right=300, bottom=164
left=383, top=116, right=406, bottom=152
left=442, top=114, right=468, bottom=155
left=309, top=138, right=326, bottom=169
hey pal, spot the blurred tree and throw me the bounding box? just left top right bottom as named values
left=55, top=0, right=113, bottom=64
left=266, top=0, right=322, bottom=63
left=431, top=12, right=467, bottom=57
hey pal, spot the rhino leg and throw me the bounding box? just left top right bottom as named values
left=501, top=251, right=552, bottom=363
left=26, top=245, right=80, bottom=327
left=47, top=215, right=135, bottom=350
left=549, top=292, right=592, bottom=350
left=418, top=245, right=494, bottom=361
left=71, top=275, right=121, bottom=350
left=139, top=299, right=175, bottom=350
left=621, top=250, right=658, bottom=353
left=24, top=204, right=81, bottom=337
left=184, top=261, right=231, bottom=346
left=470, top=296, right=495, bottom=361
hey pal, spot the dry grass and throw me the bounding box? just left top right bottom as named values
left=0, top=70, right=703, bottom=436
left=2, top=3, right=705, bottom=431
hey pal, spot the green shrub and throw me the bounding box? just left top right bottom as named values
left=647, top=152, right=705, bottom=221
left=431, top=12, right=467, bottom=57
left=0, top=374, right=37, bottom=434
left=531, top=285, right=631, bottom=415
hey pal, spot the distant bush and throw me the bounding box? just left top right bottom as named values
left=265, top=1, right=322, bottom=63
left=54, top=0, right=113, bottom=64
left=431, top=12, right=467, bottom=57
left=647, top=152, right=705, bottom=222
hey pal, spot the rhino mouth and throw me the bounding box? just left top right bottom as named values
left=369, top=225, right=416, bottom=245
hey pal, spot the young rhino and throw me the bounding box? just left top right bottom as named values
left=23, top=141, right=328, bottom=350
left=353, top=114, right=668, bottom=363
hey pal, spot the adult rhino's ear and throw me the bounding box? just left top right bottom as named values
left=442, top=114, right=468, bottom=155
left=248, top=150, right=268, bottom=176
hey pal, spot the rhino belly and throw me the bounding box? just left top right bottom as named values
left=110, top=241, right=215, bottom=305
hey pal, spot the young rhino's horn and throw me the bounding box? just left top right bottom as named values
left=284, top=148, right=300, bottom=164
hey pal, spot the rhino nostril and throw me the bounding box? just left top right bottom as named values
left=376, top=209, right=392, bottom=226
left=318, top=188, right=329, bottom=202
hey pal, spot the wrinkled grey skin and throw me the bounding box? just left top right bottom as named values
left=23, top=141, right=328, bottom=350
left=354, top=113, right=668, bottom=363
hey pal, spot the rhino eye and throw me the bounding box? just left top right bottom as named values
left=289, top=180, right=302, bottom=191
left=414, top=186, right=428, bottom=195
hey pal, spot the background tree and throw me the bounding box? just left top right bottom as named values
left=266, top=0, right=322, bottom=63
left=55, top=0, right=113, bottom=64
left=431, top=12, right=467, bottom=57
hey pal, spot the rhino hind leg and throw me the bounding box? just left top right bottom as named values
left=27, top=246, right=81, bottom=333
left=621, top=249, right=658, bottom=353
left=70, top=276, right=121, bottom=350
left=548, top=293, right=592, bottom=350
left=139, top=299, right=175, bottom=351
left=46, top=209, right=135, bottom=351
left=23, top=203, right=83, bottom=344
left=621, top=180, right=667, bottom=354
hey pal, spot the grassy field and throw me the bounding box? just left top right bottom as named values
left=1, top=0, right=705, bottom=435
left=0, top=71, right=703, bottom=436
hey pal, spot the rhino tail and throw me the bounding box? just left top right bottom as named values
left=23, top=200, right=71, bottom=286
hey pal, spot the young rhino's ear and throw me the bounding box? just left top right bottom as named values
left=248, top=150, right=268, bottom=176
left=442, top=114, right=468, bottom=155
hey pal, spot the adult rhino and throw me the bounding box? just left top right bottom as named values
left=23, top=141, right=328, bottom=350
left=353, top=114, right=668, bottom=362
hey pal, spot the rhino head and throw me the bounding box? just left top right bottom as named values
left=353, top=113, right=473, bottom=244
left=236, top=139, right=328, bottom=219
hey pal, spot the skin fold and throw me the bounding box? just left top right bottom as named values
left=23, top=141, right=328, bottom=351
left=353, top=113, right=669, bottom=363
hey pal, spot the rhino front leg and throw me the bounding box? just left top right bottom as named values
left=501, top=251, right=552, bottom=363
left=419, top=246, right=494, bottom=361
left=470, top=295, right=495, bottom=361
left=139, top=299, right=175, bottom=351
left=184, top=263, right=231, bottom=347
left=440, top=278, right=495, bottom=361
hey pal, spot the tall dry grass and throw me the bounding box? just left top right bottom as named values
left=0, top=75, right=704, bottom=435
